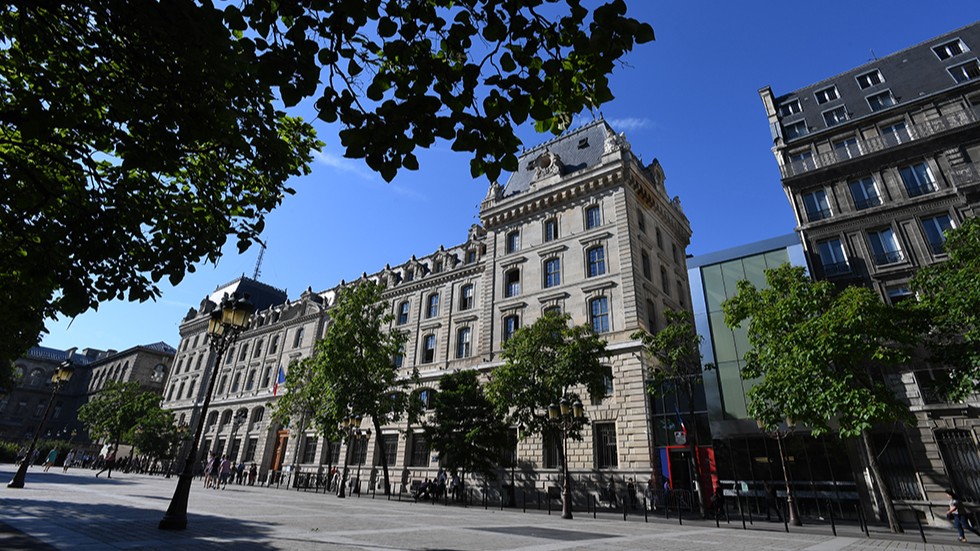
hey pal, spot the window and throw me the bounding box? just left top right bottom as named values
left=302, top=436, right=318, bottom=464
left=404, top=269, right=414, bottom=282
left=421, top=334, right=436, bottom=364
left=880, top=121, right=911, bottom=145
left=587, top=246, right=606, bottom=277
left=217, top=375, right=227, bottom=395
left=244, top=438, right=258, bottom=462
left=261, top=366, right=273, bottom=387
left=253, top=340, right=263, bottom=357
left=856, top=69, right=884, bottom=89
left=787, top=150, right=814, bottom=171
left=379, top=435, right=398, bottom=467
left=656, top=227, right=663, bottom=249
left=922, top=214, right=954, bottom=255
left=432, top=260, right=443, bottom=274
left=641, top=250, right=651, bottom=280
left=589, top=297, right=610, bottom=333
left=544, top=218, right=558, bottom=242
left=833, top=137, right=860, bottom=160
left=506, top=231, right=520, bottom=254
left=543, top=430, right=561, bottom=468
left=867, top=90, right=896, bottom=111
left=867, top=227, right=904, bottom=265
left=251, top=407, right=265, bottom=423
left=397, top=301, right=410, bottom=325
left=594, top=422, right=618, bottom=468
left=456, top=327, right=472, bottom=358
left=394, top=342, right=404, bottom=368
left=409, top=434, right=430, bottom=467
left=935, top=430, right=980, bottom=501
left=671, top=243, right=679, bottom=264
left=778, top=99, right=802, bottom=116
left=225, top=348, right=234, bottom=364
left=646, top=299, right=657, bottom=332
left=504, top=268, right=521, bottom=297
left=802, top=189, right=832, bottom=222
left=949, top=59, right=980, bottom=83
left=814, top=85, right=839, bottom=104
left=238, top=345, right=248, bottom=361
left=783, top=120, right=808, bottom=139
left=466, top=250, right=477, bottom=264
left=636, top=208, right=646, bottom=233
left=459, top=284, right=474, bottom=310
left=585, top=205, right=600, bottom=229
left=293, top=328, right=304, bottom=349
left=933, top=38, right=969, bottom=60
left=544, top=258, right=561, bottom=288
left=660, top=266, right=670, bottom=295
left=177, top=382, right=185, bottom=400
left=849, top=176, right=882, bottom=209
left=426, top=293, right=439, bottom=318
left=899, top=162, right=937, bottom=197
left=816, top=238, right=850, bottom=276
left=418, top=388, right=436, bottom=410
left=503, top=315, right=520, bottom=342
left=231, top=373, right=241, bottom=392
left=270, top=335, right=279, bottom=354
left=822, top=106, right=848, bottom=127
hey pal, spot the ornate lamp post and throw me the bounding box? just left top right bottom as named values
left=757, top=418, right=802, bottom=526
left=353, top=428, right=371, bottom=495
left=337, top=415, right=364, bottom=499
left=229, top=410, right=247, bottom=462
left=8, top=360, right=74, bottom=489
left=159, top=293, right=254, bottom=530
left=548, top=397, right=585, bottom=520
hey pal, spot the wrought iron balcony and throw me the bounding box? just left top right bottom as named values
left=781, top=109, right=977, bottom=179
left=872, top=250, right=904, bottom=266
left=821, top=261, right=852, bottom=276
left=853, top=196, right=882, bottom=210
left=805, top=207, right=833, bottom=222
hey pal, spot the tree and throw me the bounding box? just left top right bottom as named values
left=911, top=216, right=980, bottom=400
left=485, top=311, right=607, bottom=455
left=279, top=280, right=412, bottom=495
left=130, top=407, right=182, bottom=461
left=632, top=309, right=709, bottom=514
left=77, top=381, right=163, bottom=450
left=424, top=370, right=511, bottom=482
left=723, top=264, right=916, bottom=533
left=1, top=1, right=653, bottom=379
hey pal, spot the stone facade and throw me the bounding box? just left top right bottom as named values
left=161, top=120, right=694, bottom=502
left=759, top=22, right=980, bottom=518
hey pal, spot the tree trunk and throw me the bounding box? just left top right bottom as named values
left=373, top=417, right=390, bottom=495
left=860, top=430, right=903, bottom=533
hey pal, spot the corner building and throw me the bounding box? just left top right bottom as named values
left=759, top=22, right=980, bottom=521
left=162, top=121, right=694, bottom=504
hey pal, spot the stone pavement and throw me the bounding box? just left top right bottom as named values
left=0, top=463, right=975, bottom=550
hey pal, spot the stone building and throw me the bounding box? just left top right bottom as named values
left=759, top=22, right=980, bottom=518
left=162, top=120, right=696, bottom=502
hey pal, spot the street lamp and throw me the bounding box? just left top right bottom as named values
left=159, top=293, right=254, bottom=530
left=757, top=418, right=802, bottom=527
left=353, top=429, right=371, bottom=495
left=229, top=410, right=248, bottom=462
left=8, top=360, right=74, bottom=489
left=337, top=415, right=368, bottom=498
left=548, top=397, right=585, bottom=520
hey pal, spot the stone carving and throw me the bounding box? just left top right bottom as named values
left=604, top=130, right=630, bottom=153
left=532, top=151, right=563, bottom=180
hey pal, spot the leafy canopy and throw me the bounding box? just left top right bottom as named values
left=722, top=264, right=915, bottom=437
left=633, top=309, right=709, bottom=399
left=485, top=311, right=607, bottom=439
left=424, top=369, right=511, bottom=479
left=77, top=381, right=164, bottom=446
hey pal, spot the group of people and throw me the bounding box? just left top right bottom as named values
left=201, top=453, right=258, bottom=489
left=413, top=469, right=461, bottom=502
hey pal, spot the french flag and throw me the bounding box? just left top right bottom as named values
left=272, top=365, right=286, bottom=396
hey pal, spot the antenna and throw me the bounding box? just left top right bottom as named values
left=869, top=48, right=878, bottom=61
left=253, top=243, right=266, bottom=280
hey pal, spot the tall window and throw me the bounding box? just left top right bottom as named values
left=239, top=345, right=248, bottom=361
left=270, top=335, right=279, bottom=354
left=397, top=301, right=410, bottom=325
left=459, top=284, right=474, bottom=310
left=948, top=59, right=980, bottom=83
left=660, top=266, right=670, bottom=295
left=594, top=422, right=618, bottom=468
left=302, top=436, right=318, bottom=464
left=587, top=246, right=606, bottom=277
left=410, top=434, right=430, bottom=467
left=426, top=293, right=439, bottom=318
left=802, top=189, right=832, bottom=221
left=394, top=342, right=404, bottom=368
left=636, top=208, right=646, bottom=233
left=231, top=373, right=241, bottom=393
left=881, top=121, right=910, bottom=144
left=503, top=315, right=520, bottom=342
left=641, top=250, right=651, bottom=280
left=589, top=297, right=610, bottom=333
left=900, top=162, right=937, bottom=197
left=867, top=90, right=896, bottom=111
left=833, top=137, right=860, bottom=160
left=544, top=258, right=561, bottom=288
left=506, top=230, right=520, bottom=254
left=245, top=370, right=255, bottom=391
left=293, top=328, right=304, bottom=349
left=922, top=214, right=954, bottom=255
left=504, top=269, right=520, bottom=297
left=646, top=299, right=657, bottom=332
left=585, top=205, right=600, bottom=229
left=849, top=176, right=881, bottom=209
left=456, top=327, right=472, bottom=359
left=817, top=238, right=850, bottom=275
left=544, top=218, right=559, bottom=242
left=592, top=365, right=614, bottom=405
left=421, top=334, right=436, bottom=364
left=253, top=340, right=263, bottom=357
left=867, top=227, right=903, bottom=265
left=543, top=430, right=561, bottom=468
left=379, top=434, right=399, bottom=467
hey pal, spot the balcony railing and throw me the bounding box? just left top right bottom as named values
left=872, top=250, right=904, bottom=266
left=904, top=182, right=937, bottom=198
left=781, top=109, right=977, bottom=178
left=805, top=207, right=832, bottom=222
left=821, top=261, right=852, bottom=276
left=853, top=196, right=882, bottom=210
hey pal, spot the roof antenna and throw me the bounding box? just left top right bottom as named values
left=253, top=243, right=266, bottom=280
left=869, top=48, right=878, bottom=61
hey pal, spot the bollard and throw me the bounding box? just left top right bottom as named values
left=523, top=490, right=526, bottom=513
left=538, top=491, right=541, bottom=511
left=738, top=492, right=746, bottom=530
left=548, top=491, right=552, bottom=515
left=644, top=497, right=648, bottom=523
left=483, top=488, right=487, bottom=510
left=623, top=491, right=628, bottom=521
left=828, top=499, right=836, bottom=536
left=783, top=511, right=789, bottom=533
left=912, top=506, right=926, bottom=544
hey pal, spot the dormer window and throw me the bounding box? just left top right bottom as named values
left=814, top=86, right=839, bottom=104
left=856, top=69, right=884, bottom=89
left=778, top=99, right=801, bottom=117
left=933, top=38, right=969, bottom=60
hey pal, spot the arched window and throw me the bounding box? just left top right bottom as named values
left=28, top=369, right=45, bottom=387
left=459, top=284, right=474, bottom=310
left=206, top=411, right=219, bottom=429
left=246, top=370, right=256, bottom=391
left=544, top=258, right=561, bottom=288
left=220, top=410, right=233, bottom=427
left=456, top=327, right=472, bottom=358
left=251, top=407, right=265, bottom=423
left=504, top=269, right=520, bottom=298
left=426, top=293, right=439, bottom=318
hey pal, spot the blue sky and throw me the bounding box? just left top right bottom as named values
left=41, top=3, right=980, bottom=352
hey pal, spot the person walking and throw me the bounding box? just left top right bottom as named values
left=947, top=489, right=980, bottom=543
left=63, top=449, right=76, bottom=473
left=219, top=455, right=232, bottom=489
left=763, top=481, right=783, bottom=522
left=42, top=448, right=59, bottom=472
left=95, top=448, right=116, bottom=478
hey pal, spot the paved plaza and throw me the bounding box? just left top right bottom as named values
left=0, top=464, right=975, bottom=550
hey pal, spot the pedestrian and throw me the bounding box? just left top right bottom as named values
left=627, top=477, right=637, bottom=509
left=219, top=455, right=232, bottom=489
left=203, top=453, right=219, bottom=488
left=249, top=463, right=258, bottom=486
left=63, top=449, right=76, bottom=473
left=607, top=478, right=617, bottom=508
left=647, top=476, right=659, bottom=511
left=710, top=486, right=726, bottom=520
left=763, top=481, right=782, bottom=522
left=42, top=448, right=59, bottom=472
left=96, top=448, right=116, bottom=478
left=450, top=472, right=460, bottom=502
left=236, top=461, right=246, bottom=485
left=946, top=489, right=980, bottom=543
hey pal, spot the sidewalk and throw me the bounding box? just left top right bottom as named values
left=0, top=463, right=975, bottom=550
